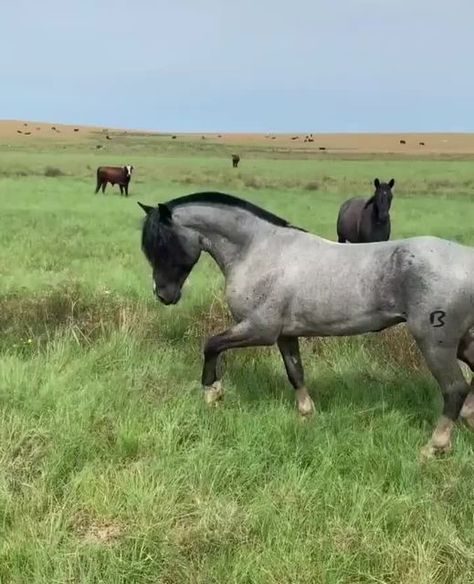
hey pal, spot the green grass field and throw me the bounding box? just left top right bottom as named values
left=1, top=134, right=474, bottom=583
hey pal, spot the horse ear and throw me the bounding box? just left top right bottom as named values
left=388, top=178, right=395, bottom=189
left=364, top=195, right=376, bottom=209
left=158, top=203, right=172, bottom=224
left=374, top=178, right=380, bottom=189
left=137, top=201, right=154, bottom=215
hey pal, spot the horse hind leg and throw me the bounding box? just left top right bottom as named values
left=409, top=316, right=470, bottom=457
left=277, top=336, right=315, bottom=417
left=458, top=328, right=474, bottom=427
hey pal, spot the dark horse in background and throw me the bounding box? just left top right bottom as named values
left=95, top=165, right=134, bottom=196
left=231, top=154, right=240, bottom=168
left=337, top=178, right=395, bottom=243
left=138, top=191, right=474, bottom=458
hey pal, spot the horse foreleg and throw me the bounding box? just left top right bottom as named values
left=277, top=336, right=315, bottom=417
left=201, top=320, right=277, bottom=405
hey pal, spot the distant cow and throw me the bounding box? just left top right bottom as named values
left=232, top=154, right=240, bottom=168
left=74, top=128, right=79, bottom=132
left=337, top=178, right=395, bottom=243
left=95, top=165, right=134, bottom=196
left=419, top=141, right=425, bottom=146
left=400, top=139, right=406, bottom=145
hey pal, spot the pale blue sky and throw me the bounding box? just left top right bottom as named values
left=2, top=0, right=473, bottom=132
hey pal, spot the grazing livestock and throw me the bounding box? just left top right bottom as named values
left=106, top=135, right=111, bottom=140
left=172, top=135, right=177, bottom=140
left=138, top=192, right=474, bottom=457
left=95, top=165, right=133, bottom=196
left=337, top=178, right=395, bottom=243
left=400, top=139, right=406, bottom=144
left=16, top=130, right=22, bottom=134
left=74, top=128, right=79, bottom=132
left=318, top=146, right=326, bottom=151
left=419, top=141, right=425, bottom=146
left=231, top=154, right=240, bottom=168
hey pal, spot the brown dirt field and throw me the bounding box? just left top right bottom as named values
left=2, top=119, right=474, bottom=155
left=0, top=120, right=102, bottom=140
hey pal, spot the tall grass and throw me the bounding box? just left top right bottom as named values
left=0, top=138, right=474, bottom=582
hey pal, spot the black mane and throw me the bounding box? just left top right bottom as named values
left=141, top=207, right=187, bottom=268
left=141, top=191, right=306, bottom=266
left=165, top=191, right=305, bottom=231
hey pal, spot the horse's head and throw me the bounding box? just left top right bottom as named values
left=367, top=178, right=394, bottom=222
left=138, top=202, right=201, bottom=305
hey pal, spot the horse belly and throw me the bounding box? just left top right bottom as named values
left=281, top=278, right=404, bottom=336
left=282, top=309, right=403, bottom=337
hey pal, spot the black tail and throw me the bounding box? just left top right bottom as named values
left=95, top=169, right=101, bottom=193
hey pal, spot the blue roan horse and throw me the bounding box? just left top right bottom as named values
left=138, top=192, right=474, bottom=457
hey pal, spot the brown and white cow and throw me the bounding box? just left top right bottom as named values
left=95, top=165, right=134, bottom=196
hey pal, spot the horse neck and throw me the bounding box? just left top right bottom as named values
left=369, top=197, right=383, bottom=223
left=172, top=204, right=272, bottom=275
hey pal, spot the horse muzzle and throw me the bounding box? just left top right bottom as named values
left=155, top=286, right=182, bottom=306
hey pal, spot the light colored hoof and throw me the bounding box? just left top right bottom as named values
left=461, top=417, right=474, bottom=431
left=420, top=440, right=452, bottom=461
left=295, top=388, right=315, bottom=418
left=204, top=381, right=224, bottom=406
left=461, top=413, right=474, bottom=431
